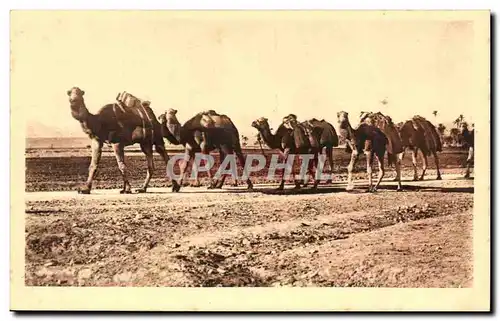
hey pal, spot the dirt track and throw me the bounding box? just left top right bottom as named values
left=25, top=148, right=474, bottom=287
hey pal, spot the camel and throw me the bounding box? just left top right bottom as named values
left=67, top=87, right=180, bottom=194
left=397, top=115, right=443, bottom=181
left=159, top=109, right=253, bottom=190
left=251, top=116, right=319, bottom=190
left=459, top=122, right=475, bottom=178
left=337, top=111, right=391, bottom=192
left=359, top=111, right=403, bottom=189
left=157, top=108, right=213, bottom=188
left=281, top=114, right=325, bottom=188
left=300, top=118, right=340, bottom=184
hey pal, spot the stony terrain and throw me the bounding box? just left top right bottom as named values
left=24, top=148, right=474, bottom=287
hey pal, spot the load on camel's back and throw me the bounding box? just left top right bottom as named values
left=359, top=111, right=403, bottom=189
left=359, top=111, right=404, bottom=164
left=411, top=115, right=443, bottom=154
left=114, top=91, right=156, bottom=137
left=397, top=115, right=443, bottom=181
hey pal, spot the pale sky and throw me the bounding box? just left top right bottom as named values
left=11, top=11, right=487, bottom=138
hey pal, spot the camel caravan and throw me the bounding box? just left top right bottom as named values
left=67, top=87, right=473, bottom=195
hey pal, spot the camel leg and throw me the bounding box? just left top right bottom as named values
left=373, top=153, right=385, bottom=192
left=189, top=151, right=203, bottom=187
left=235, top=149, right=254, bottom=190
left=277, top=149, right=290, bottom=190
left=79, top=138, right=103, bottom=194
left=301, top=152, right=318, bottom=189
left=301, top=154, right=309, bottom=187
left=155, top=144, right=181, bottom=192
left=303, top=152, right=319, bottom=188
left=393, top=150, right=405, bottom=181
left=292, top=155, right=302, bottom=190
left=411, top=149, right=419, bottom=181
left=346, top=150, right=359, bottom=191
left=326, top=147, right=334, bottom=184
left=200, top=149, right=216, bottom=188
left=230, top=153, right=239, bottom=188
left=230, top=150, right=239, bottom=188
left=434, top=151, right=442, bottom=180
left=182, top=148, right=203, bottom=188
left=205, top=161, right=214, bottom=186
left=214, top=148, right=232, bottom=189
left=419, top=152, right=428, bottom=181
left=308, top=152, right=320, bottom=189
left=176, top=149, right=192, bottom=188
left=394, top=155, right=403, bottom=191
left=137, top=143, right=154, bottom=193
left=208, top=150, right=224, bottom=189
left=112, top=143, right=132, bottom=194
left=365, top=151, right=374, bottom=192
left=465, top=146, right=474, bottom=178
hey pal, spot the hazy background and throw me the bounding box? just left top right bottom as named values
left=12, top=11, right=480, bottom=141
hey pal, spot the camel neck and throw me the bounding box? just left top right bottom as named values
left=259, top=126, right=279, bottom=149
left=341, top=121, right=355, bottom=141
left=70, top=101, right=92, bottom=122
left=70, top=101, right=98, bottom=138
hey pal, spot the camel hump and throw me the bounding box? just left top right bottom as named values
left=203, top=109, right=219, bottom=116
left=412, top=116, right=442, bottom=153
left=365, top=111, right=403, bottom=154
left=200, top=110, right=236, bottom=128
left=317, top=120, right=339, bottom=147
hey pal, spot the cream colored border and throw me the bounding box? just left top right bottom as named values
left=10, top=10, right=490, bottom=311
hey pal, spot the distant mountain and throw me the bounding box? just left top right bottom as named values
left=26, top=121, right=86, bottom=138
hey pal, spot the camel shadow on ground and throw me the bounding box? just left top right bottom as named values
left=258, top=186, right=347, bottom=195
left=258, top=182, right=474, bottom=195
left=365, top=184, right=474, bottom=194
left=141, top=177, right=474, bottom=195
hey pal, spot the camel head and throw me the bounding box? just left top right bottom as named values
left=67, top=87, right=87, bottom=120
left=67, top=86, right=85, bottom=106
left=159, top=108, right=182, bottom=143
left=158, top=108, right=177, bottom=123
left=337, top=111, right=351, bottom=130
left=282, top=114, right=298, bottom=130
left=251, top=117, right=270, bottom=132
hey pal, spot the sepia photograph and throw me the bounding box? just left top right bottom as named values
left=10, top=9, right=490, bottom=311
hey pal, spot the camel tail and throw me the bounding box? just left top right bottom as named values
left=383, top=135, right=397, bottom=167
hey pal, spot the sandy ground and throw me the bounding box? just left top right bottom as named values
left=25, top=172, right=474, bottom=287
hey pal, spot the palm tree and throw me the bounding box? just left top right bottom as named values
left=437, top=123, right=446, bottom=146
left=453, top=118, right=461, bottom=128
left=437, top=123, right=446, bottom=136
left=450, top=128, right=460, bottom=145
left=432, top=110, right=438, bottom=118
